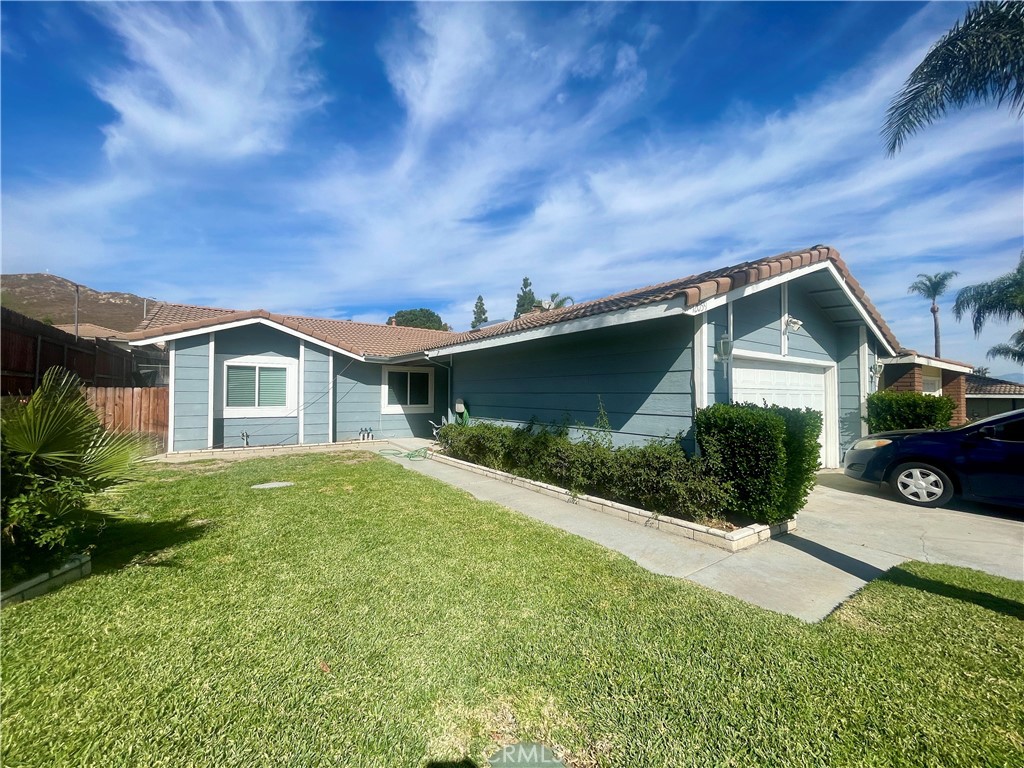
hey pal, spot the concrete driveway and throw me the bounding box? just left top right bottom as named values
left=385, top=443, right=1024, bottom=622
left=687, top=471, right=1024, bottom=620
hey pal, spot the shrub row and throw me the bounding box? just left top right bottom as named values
left=865, top=390, right=955, bottom=433
left=437, top=421, right=733, bottom=524
left=693, top=403, right=822, bottom=524
left=438, top=401, right=823, bottom=526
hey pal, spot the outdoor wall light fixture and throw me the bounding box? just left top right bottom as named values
left=785, top=315, right=804, bottom=332
left=714, top=333, right=733, bottom=363
left=871, top=362, right=885, bottom=381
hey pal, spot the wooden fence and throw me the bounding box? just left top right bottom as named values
left=2, top=307, right=136, bottom=395
left=86, top=386, right=169, bottom=452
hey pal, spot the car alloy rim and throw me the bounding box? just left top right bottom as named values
left=896, top=468, right=943, bottom=502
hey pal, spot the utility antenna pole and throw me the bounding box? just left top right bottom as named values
left=74, top=284, right=80, bottom=340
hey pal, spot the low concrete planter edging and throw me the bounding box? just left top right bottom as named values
left=1, top=553, right=92, bottom=607
left=429, top=452, right=795, bottom=553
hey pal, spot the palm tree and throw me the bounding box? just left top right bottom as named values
left=549, top=292, right=574, bottom=308
left=908, top=271, right=959, bottom=357
left=883, top=1, right=1024, bottom=155
left=953, top=252, right=1024, bottom=364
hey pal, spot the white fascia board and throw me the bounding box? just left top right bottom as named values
left=426, top=297, right=691, bottom=357
left=129, top=317, right=364, bottom=361
left=426, top=259, right=893, bottom=359
left=679, top=261, right=831, bottom=317
left=966, top=393, right=1024, bottom=399
left=692, top=260, right=897, bottom=357
left=880, top=354, right=973, bottom=373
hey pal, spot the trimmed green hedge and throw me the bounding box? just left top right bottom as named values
left=765, top=405, right=823, bottom=520
left=865, top=390, right=955, bottom=432
left=694, top=404, right=787, bottom=523
left=440, top=402, right=822, bottom=526
left=693, top=403, right=822, bottom=524
left=437, top=421, right=732, bottom=525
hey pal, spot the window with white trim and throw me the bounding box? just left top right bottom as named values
left=922, top=366, right=942, bottom=396
left=381, top=366, right=434, bottom=414
left=222, top=356, right=297, bottom=418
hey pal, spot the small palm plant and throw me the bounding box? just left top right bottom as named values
left=2, top=368, right=146, bottom=583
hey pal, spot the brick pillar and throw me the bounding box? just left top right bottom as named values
left=883, top=364, right=921, bottom=393
left=942, top=371, right=967, bottom=425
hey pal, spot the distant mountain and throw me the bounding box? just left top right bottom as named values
left=0, top=273, right=154, bottom=333
left=993, top=371, right=1024, bottom=384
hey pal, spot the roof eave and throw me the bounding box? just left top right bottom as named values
left=129, top=315, right=365, bottom=361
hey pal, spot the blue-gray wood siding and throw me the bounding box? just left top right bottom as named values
left=334, top=358, right=448, bottom=440
left=786, top=282, right=836, bottom=362
left=837, top=326, right=862, bottom=449
left=733, top=286, right=781, bottom=356
left=451, top=315, right=694, bottom=446
left=303, top=343, right=331, bottom=443
left=172, top=335, right=210, bottom=451
left=207, top=324, right=313, bottom=449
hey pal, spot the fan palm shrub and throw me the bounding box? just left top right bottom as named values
left=2, top=368, right=146, bottom=584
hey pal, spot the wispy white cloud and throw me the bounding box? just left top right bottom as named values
left=3, top=2, right=1021, bottom=370
left=281, top=2, right=1020, bottom=366
left=92, top=2, right=324, bottom=162
left=3, top=2, right=322, bottom=279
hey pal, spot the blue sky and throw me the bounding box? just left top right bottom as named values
left=2, top=2, right=1021, bottom=370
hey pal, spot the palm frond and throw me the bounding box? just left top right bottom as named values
left=908, top=271, right=959, bottom=300
left=986, top=341, right=1024, bottom=365
left=1, top=369, right=98, bottom=467
left=953, top=252, right=1024, bottom=334
left=883, top=1, right=1024, bottom=155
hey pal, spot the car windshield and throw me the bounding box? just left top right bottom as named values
left=946, top=409, right=1024, bottom=431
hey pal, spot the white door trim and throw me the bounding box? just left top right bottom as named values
left=693, top=315, right=708, bottom=409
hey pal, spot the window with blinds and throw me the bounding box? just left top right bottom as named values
left=226, top=365, right=289, bottom=409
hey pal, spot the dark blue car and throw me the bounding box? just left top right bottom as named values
left=843, top=408, right=1024, bottom=508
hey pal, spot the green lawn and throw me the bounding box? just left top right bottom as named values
left=3, top=452, right=1022, bottom=767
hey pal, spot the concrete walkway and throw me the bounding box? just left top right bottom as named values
left=385, top=439, right=1024, bottom=622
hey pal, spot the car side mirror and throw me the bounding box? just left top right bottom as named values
left=978, top=426, right=997, bottom=439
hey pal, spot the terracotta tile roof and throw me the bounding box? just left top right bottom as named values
left=127, top=245, right=900, bottom=359
left=966, top=373, right=1024, bottom=396
left=128, top=305, right=456, bottom=358
left=434, top=245, right=901, bottom=353
left=133, top=302, right=239, bottom=332
left=54, top=323, right=125, bottom=339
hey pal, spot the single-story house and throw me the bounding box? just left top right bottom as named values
left=966, top=373, right=1024, bottom=419
left=128, top=245, right=939, bottom=467
left=877, top=351, right=973, bottom=423
left=56, top=322, right=169, bottom=385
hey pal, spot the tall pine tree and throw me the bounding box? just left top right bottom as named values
left=471, top=295, right=488, bottom=329
left=514, top=277, right=536, bottom=319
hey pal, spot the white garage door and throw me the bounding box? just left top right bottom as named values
left=731, top=359, right=830, bottom=466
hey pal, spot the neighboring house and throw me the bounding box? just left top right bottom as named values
left=966, top=373, right=1024, bottom=419
left=127, top=245, right=930, bottom=467
left=877, top=351, right=973, bottom=424
left=54, top=322, right=126, bottom=343
left=56, top=322, right=169, bottom=385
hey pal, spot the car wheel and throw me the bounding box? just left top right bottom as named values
left=889, top=462, right=954, bottom=508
